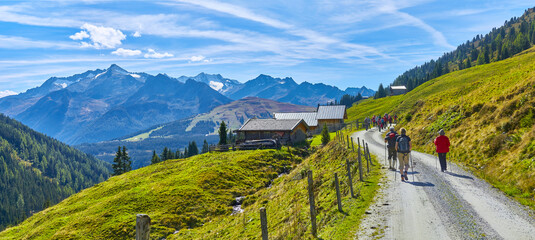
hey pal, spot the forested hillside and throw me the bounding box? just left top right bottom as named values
left=0, top=114, right=110, bottom=230
left=389, top=7, right=535, bottom=92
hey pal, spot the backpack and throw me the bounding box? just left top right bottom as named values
left=387, top=132, right=397, bottom=147
left=398, top=136, right=410, bottom=153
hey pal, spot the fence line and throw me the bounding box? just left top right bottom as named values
left=134, top=126, right=377, bottom=239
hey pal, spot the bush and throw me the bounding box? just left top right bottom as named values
left=321, top=124, right=330, bottom=145
left=405, top=114, right=413, bottom=122
left=486, top=134, right=508, bottom=157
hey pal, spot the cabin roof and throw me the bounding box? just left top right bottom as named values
left=273, top=112, right=318, bottom=127
left=238, top=118, right=308, bottom=131
left=316, top=105, right=347, bottom=120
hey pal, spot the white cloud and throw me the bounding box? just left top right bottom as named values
left=69, top=30, right=89, bottom=40
left=71, top=23, right=126, bottom=49
left=0, top=90, right=18, bottom=98
left=111, top=48, right=142, bottom=57
left=190, top=55, right=205, bottom=62
left=132, top=31, right=141, bottom=37
left=144, top=49, right=173, bottom=58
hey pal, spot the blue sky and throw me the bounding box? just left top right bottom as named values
left=0, top=0, right=533, bottom=96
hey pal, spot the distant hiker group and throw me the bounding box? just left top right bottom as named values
left=364, top=113, right=397, bottom=132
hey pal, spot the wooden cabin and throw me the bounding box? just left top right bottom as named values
left=390, top=85, right=407, bottom=96
left=316, top=105, right=347, bottom=132
left=236, top=118, right=309, bottom=145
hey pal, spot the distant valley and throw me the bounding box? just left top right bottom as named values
left=76, top=97, right=315, bottom=168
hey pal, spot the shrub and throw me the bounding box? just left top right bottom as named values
left=405, top=114, right=413, bottom=122
left=321, top=124, right=330, bottom=145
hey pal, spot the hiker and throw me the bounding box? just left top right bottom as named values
left=388, top=115, right=392, bottom=126
left=384, top=127, right=398, bottom=170
left=396, top=128, right=411, bottom=181
left=434, top=129, right=451, bottom=172
left=393, top=114, right=398, bottom=124
left=364, top=117, right=371, bottom=131
left=379, top=118, right=384, bottom=132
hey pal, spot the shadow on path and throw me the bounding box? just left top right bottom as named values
left=406, top=181, right=435, bottom=187
left=445, top=171, right=474, bottom=180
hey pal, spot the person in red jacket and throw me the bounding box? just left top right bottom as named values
left=434, top=129, right=451, bottom=172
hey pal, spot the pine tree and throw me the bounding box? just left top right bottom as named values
left=166, top=148, right=174, bottom=160
left=219, top=121, right=227, bottom=145
left=161, top=147, right=169, bottom=161
left=184, top=146, right=189, bottom=158
left=121, top=146, right=131, bottom=173
left=227, top=129, right=234, bottom=144
left=374, top=84, right=387, bottom=99
left=202, top=140, right=209, bottom=153
left=321, top=124, right=330, bottom=145
left=151, top=150, right=160, bottom=164
left=112, top=146, right=123, bottom=176
left=189, top=141, right=199, bottom=156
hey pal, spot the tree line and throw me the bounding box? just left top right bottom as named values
left=0, top=114, right=110, bottom=231
left=376, top=7, right=535, bottom=98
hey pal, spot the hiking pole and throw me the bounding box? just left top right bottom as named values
left=384, top=144, right=387, bottom=167
left=435, top=153, right=438, bottom=170
left=411, top=152, right=415, bottom=182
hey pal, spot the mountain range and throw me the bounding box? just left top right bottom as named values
left=0, top=65, right=373, bottom=145
left=0, top=65, right=232, bottom=145
left=76, top=97, right=315, bottom=168
left=178, top=72, right=375, bottom=105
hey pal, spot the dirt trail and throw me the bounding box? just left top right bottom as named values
left=352, top=127, right=535, bottom=240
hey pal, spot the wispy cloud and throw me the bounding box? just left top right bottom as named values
left=0, top=35, right=77, bottom=49
left=144, top=49, right=173, bottom=58
left=327, top=0, right=455, bottom=49
left=111, top=48, right=142, bottom=57
left=0, top=90, right=18, bottom=98
left=172, top=0, right=292, bottom=29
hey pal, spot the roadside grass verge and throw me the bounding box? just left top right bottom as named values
left=170, top=140, right=382, bottom=239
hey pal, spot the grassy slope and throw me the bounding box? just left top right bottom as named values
left=0, top=150, right=300, bottom=239
left=1, top=136, right=381, bottom=239
left=171, top=138, right=382, bottom=239
left=348, top=47, right=535, bottom=208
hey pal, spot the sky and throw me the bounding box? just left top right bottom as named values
left=0, top=0, right=534, bottom=96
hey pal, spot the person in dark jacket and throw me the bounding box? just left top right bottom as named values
left=384, top=127, right=398, bottom=170
left=434, top=129, right=451, bottom=172
left=396, top=128, right=411, bottom=181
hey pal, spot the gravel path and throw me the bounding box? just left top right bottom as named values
left=353, top=127, right=535, bottom=240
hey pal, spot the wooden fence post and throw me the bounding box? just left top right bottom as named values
left=260, top=207, right=269, bottom=240
left=346, top=135, right=350, bottom=148
left=307, top=170, right=317, bottom=237
left=366, top=143, right=373, bottom=166
left=351, top=137, right=355, bottom=152
left=335, top=173, right=343, bottom=212
left=358, top=149, right=364, bottom=182
left=136, top=214, right=151, bottom=240
left=362, top=144, right=369, bottom=174
left=346, top=159, right=354, bottom=198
